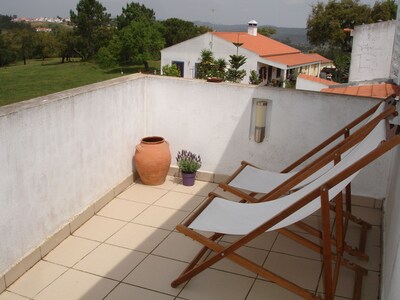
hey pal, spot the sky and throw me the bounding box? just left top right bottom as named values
left=1, top=0, right=379, bottom=28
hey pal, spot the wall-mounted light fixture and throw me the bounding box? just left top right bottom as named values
left=254, top=100, right=268, bottom=143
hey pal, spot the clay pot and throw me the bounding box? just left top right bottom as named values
left=135, top=136, right=171, bottom=185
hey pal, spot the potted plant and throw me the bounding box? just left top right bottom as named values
left=176, top=150, right=202, bottom=186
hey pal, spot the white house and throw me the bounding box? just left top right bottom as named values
left=161, top=20, right=331, bottom=85
left=295, top=73, right=339, bottom=92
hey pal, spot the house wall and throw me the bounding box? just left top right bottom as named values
left=349, top=21, right=396, bottom=82
left=161, top=33, right=284, bottom=84
left=0, top=75, right=392, bottom=279
left=382, top=146, right=400, bottom=300
left=390, top=5, right=400, bottom=85
left=295, top=76, right=330, bottom=92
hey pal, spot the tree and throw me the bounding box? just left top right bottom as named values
left=307, top=0, right=373, bottom=52
left=56, top=27, right=78, bottom=63
left=116, top=2, right=156, bottom=29
left=107, top=20, right=164, bottom=70
left=371, top=0, right=397, bottom=22
left=96, top=46, right=118, bottom=68
left=8, top=28, right=35, bottom=65
left=70, top=0, right=112, bottom=60
left=225, top=54, right=247, bottom=83
left=249, top=70, right=262, bottom=85
left=33, top=32, right=59, bottom=61
left=0, top=33, right=16, bottom=67
left=258, top=26, right=277, bottom=37
left=160, top=18, right=212, bottom=47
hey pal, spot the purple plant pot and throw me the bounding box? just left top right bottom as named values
left=182, top=172, right=196, bottom=186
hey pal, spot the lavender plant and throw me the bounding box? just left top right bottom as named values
left=176, top=150, right=202, bottom=173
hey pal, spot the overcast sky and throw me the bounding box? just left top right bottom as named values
left=1, top=0, right=378, bottom=28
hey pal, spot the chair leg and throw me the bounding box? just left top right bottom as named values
left=321, top=187, right=334, bottom=300
left=172, top=225, right=322, bottom=299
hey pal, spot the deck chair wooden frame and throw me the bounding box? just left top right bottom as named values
left=219, top=97, right=397, bottom=261
left=171, top=108, right=400, bottom=300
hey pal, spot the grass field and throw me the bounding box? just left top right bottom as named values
left=0, top=58, right=160, bottom=107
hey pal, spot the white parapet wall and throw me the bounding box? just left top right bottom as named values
left=0, top=75, right=146, bottom=278
left=0, top=74, right=392, bottom=280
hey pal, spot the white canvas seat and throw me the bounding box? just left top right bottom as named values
left=190, top=112, right=386, bottom=235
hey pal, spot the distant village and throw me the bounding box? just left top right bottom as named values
left=11, top=16, right=70, bottom=32
left=11, top=16, right=70, bottom=23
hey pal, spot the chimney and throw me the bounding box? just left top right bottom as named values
left=248, top=20, right=258, bottom=36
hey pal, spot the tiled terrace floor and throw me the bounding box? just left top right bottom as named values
left=0, top=177, right=382, bottom=300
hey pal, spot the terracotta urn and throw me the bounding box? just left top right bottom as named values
left=135, top=136, right=171, bottom=185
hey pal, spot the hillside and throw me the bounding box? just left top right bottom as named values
left=193, top=21, right=308, bottom=45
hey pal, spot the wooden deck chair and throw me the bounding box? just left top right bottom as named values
left=171, top=110, right=400, bottom=300
left=218, top=97, right=397, bottom=260
left=221, top=96, right=395, bottom=199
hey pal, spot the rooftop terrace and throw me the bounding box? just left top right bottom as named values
left=0, top=177, right=383, bottom=299
left=0, top=74, right=399, bottom=299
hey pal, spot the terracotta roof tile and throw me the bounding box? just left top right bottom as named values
left=298, top=74, right=339, bottom=85
left=266, top=53, right=329, bottom=67
left=304, top=53, right=332, bottom=64
left=213, top=32, right=300, bottom=57
left=321, top=83, right=400, bottom=99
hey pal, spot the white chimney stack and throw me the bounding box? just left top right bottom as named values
left=248, top=20, right=258, bottom=36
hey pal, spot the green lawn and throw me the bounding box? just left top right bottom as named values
left=0, top=58, right=160, bottom=107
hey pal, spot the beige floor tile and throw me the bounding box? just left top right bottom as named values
left=172, top=181, right=218, bottom=196
left=143, top=176, right=182, bottom=191
left=97, top=198, right=149, bottom=221
left=271, top=232, right=322, bottom=260
left=351, top=206, right=382, bottom=226
left=73, top=215, right=126, bottom=242
left=73, top=244, right=146, bottom=281
left=132, top=206, right=189, bottom=230
left=106, top=223, right=169, bottom=253
left=33, top=269, right=117, bottom=300
left=104, top=283, right=174, bottom=300
left=344, top=245, right=381, bottom=272
left=246, top=279, right=307, bottom=300
left=263, top=252, right=322, bottom=291
left=153, top=231, right=204, bottom=262
left=210, top=242, right=269, bottom=277
left=7, top=261, right=67, bottom=298
left=221, top=231, right=278, bottom=251
left=123, top=255, right=187, bottom=296
left=0, top=291, right=29, bottom=300
left=154, top=191, right=205, bottom=212
left=179, top=268, right=254, bottom=300
left=318, top=266, right=379, bottom=299
left=117, top=184, right=167, bottom=204
left=343, top=223, right=380, bottom=254
left=0, top=276, right=4, bottom=293
left=44, top=236, right=99, bottom=267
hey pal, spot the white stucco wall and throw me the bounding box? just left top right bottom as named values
left=295, top=76, right=331, bottom=92
left=349, top=21, right=396, bottom=82
left=382, top=146, right=400, bottom=300
left=0, top=76, right=146, bottom=276
left=390, top=5, right=400, bottom=85
left=144, top=76, right=389, bottom=199
left=0, top=74, right=393, bottom=278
